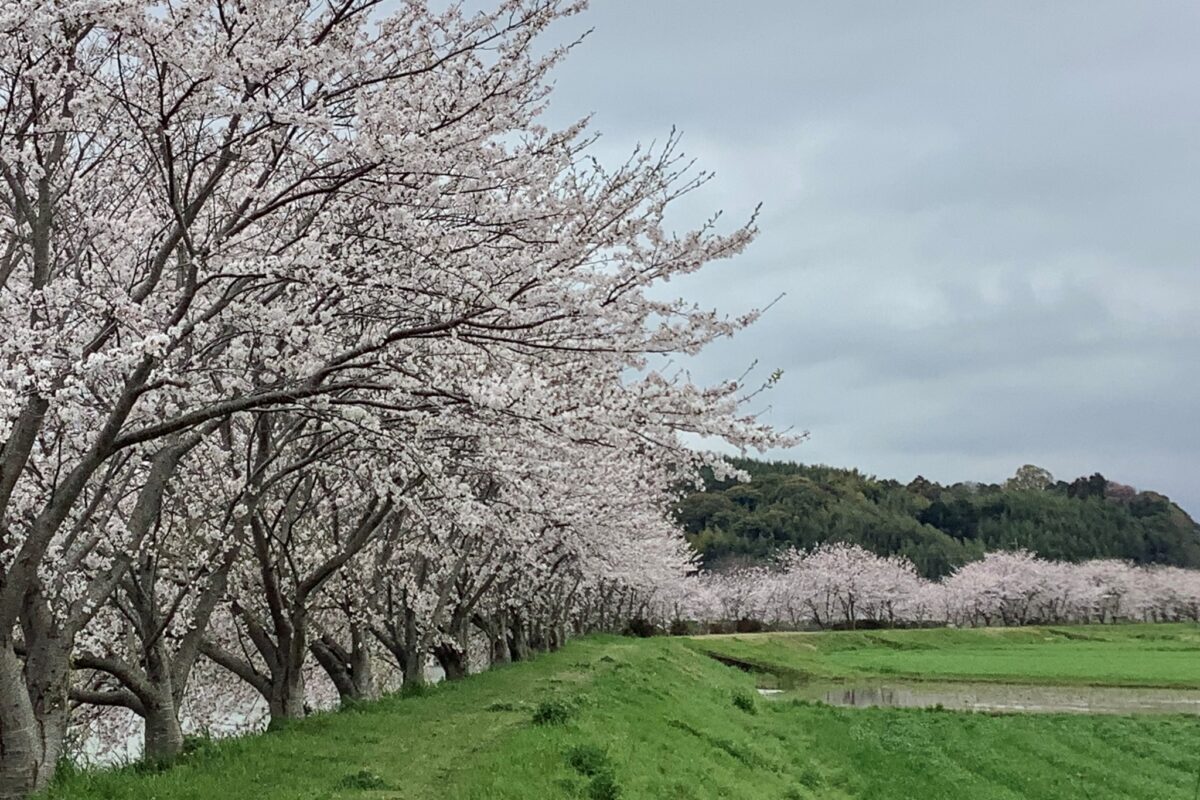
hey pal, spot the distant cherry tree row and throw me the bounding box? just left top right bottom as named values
left=657, top=545, right=1200, bottom=631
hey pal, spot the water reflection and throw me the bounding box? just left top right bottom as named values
left=771, top=681, right=1200, bottom=715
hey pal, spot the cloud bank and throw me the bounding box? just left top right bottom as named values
left=541, top=2, right=1200, bottom=513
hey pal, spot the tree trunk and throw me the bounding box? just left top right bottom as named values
left=473, top=612, right=511, bottom=667
left=490, top=632, right=511, bottom=666
left=267, top=663, right=306, bottom=726
left=347, top=625, right=377, bottom=700
left=398, top=606, right=427, bottom=687
left=0, top=630, right=71, bottom=800
left=267, top=671, right=304, bottom=724
left=311, top=628, right=378, bottom=704
left=23, top=614, right=70, bottom=796
left=350, top=647, right=378, bottom=700
left=528, top=623, right=547, bottom=653
left=402, top=648, right=426, bottom=688
left=0, top=642, right=43, bottom=800
left=140, top=628, right=185, bottom=763
left=370, top=620, right=425, bottom=690
left=143, top=699, right=185, bottom=763
left=311, top=639, right=356, bottom=700
left=432, top=643, right=467, bottom=681
left=508, top=620, right=531, bottom=662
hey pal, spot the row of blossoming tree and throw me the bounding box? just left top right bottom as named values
left=668, top=545, right=1200, bottom=632
left=0, top=1, right=798, bottom=794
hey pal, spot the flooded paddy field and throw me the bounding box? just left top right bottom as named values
left=762, top=680, right=1200, bottom=715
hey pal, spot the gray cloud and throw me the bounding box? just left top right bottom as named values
left=541, top=2, right=1200, bottom=513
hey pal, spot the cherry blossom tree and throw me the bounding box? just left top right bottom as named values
left=772, top=543, right=923, bottom=629
left=66, top=435, right=245, bottom=762
left=197, top=416, right=404, bottom=726
left=0, top=0, right=793, bottom=791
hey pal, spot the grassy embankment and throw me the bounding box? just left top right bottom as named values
left=47, top=624, right=1200, bottom=800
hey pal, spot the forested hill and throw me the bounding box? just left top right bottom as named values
left=677, top=459, right=1200, bottom=578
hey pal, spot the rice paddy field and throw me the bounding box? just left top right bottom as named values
left=689, top=623, right=1200, bottom=688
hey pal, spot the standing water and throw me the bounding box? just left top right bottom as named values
left=762, top=681, right=1200, bottom=715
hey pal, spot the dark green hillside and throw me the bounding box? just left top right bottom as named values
left=678, top=459, right=1200, bottom=577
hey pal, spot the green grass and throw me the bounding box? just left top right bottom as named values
left=689, top=623, right=1200, bottom=688
left=46, top=624, right=1200, bottom=800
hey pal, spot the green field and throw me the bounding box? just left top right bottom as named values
left=47, top=625, right=1200, bottom=800
left=690, top=624, right=1200, bottom=688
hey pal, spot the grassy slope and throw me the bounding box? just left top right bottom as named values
left=48, top=625, right=1200, bottom=800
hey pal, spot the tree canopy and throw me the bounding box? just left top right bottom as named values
left=677, top=460, right=1200, bottom=578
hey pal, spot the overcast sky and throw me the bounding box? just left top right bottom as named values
left=532, top=2, right=1200, bottom=514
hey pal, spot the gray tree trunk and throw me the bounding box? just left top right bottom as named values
left=0, top=630, right=70, bottom=800
left=508, top=619, right=532, bottom=662
left=432, top=642, right=467, bottom=681
left=266, top=661, right=306, bottom=726
left=0, top=643, right=44, bottom=800
left=143, top=700, right=185, bottom=764
left=311, top=627, right=378, bottom=704
left=402, top=648, right=426, bottom=688
left=347, top=627, right=378, bottom=701
left=490, top=633, right=511, bottom=666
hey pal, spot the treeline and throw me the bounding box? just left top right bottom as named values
left=676, top=545, right=1200, bottom=631
left=676, top=460, right=1200, bottom=578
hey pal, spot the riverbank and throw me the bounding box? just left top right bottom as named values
left=46, top=624, right=1200, bottom=799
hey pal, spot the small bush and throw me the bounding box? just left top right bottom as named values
left=127, top=733, right=217, bottom=772
left=732, top=689, right=758, bottom=715
left=566, top=744, right=611, bottom=777
left=336, top=769, right=388, bottom=790
left=399, top=681, right=433, bottom=699
left=485, top=700, right=523, bottom=712
left=797, top=764, right=823, bottom=788
left=587, top=772, right=622, bottom=800
left=337, top=697, right=372, bottom=715
left=667, top=718, right=700, bottom=735
left=786, top=698, right=817, bottom=709
left=668, top=618, right=693, bottom=637
left=734, top=617, right=764, bottom=634
left=181, top=733, right=216, bottom=756
left=621, top=617, right=658, bottom=638
left=49, top=759, right=90, bottom=786
left=532, top=698, right=576, bottom=725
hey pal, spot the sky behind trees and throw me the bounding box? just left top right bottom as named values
left=537, top=2, right=1200, bottom=514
